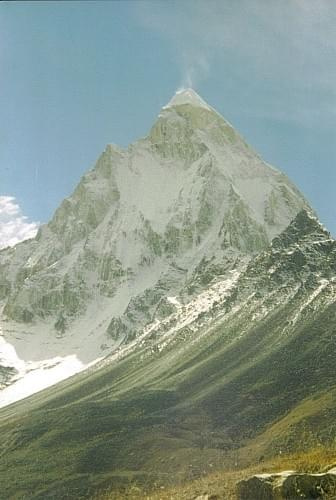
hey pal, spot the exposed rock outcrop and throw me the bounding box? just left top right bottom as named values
left=237, top=467, right=336, bottom=499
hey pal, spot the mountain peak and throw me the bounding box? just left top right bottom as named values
left=271, top=209, right=331, bottom=250
left=163, top=88, right=212, bottom=111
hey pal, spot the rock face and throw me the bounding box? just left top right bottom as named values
left=237, top=468, right=336, bottom=499
left=0, top=88, right=311, bottom=399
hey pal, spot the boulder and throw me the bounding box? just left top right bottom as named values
left=237, top=467, right=336, bottom=499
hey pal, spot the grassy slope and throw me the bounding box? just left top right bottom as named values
left=95, top=446, right=336, bottom=499
left=0, top=288, right=335, bottom=499
left=0, top=215, right=335, bottom=499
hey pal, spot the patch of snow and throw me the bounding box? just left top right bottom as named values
left=0, top=330, right=102, bottom=408
left=0, top=354, right=83, bottom=408
left=291, top=279, right=330, bottom=325
left=0, top=335, right=25, bottom=373
left=167, top=296, right=181, bottom=307
left=163, top=88, right=212, bottom=111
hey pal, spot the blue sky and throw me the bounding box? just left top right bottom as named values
left=0, top=0, right=335, bottom=246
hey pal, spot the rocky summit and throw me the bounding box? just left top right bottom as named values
left=0, top=90, right=335, bottom=499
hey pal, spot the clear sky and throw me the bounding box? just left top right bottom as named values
left=0, top=0, right=335, bottom=247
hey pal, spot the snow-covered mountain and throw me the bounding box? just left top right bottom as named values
left=0, top=88, right=311, bottom=404
left=0, top=89, right=335, bottom=499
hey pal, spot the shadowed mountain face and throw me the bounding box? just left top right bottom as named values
left=0, top=208, right=335, bottom=499
left=0, top=90, right=333, bottom=498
